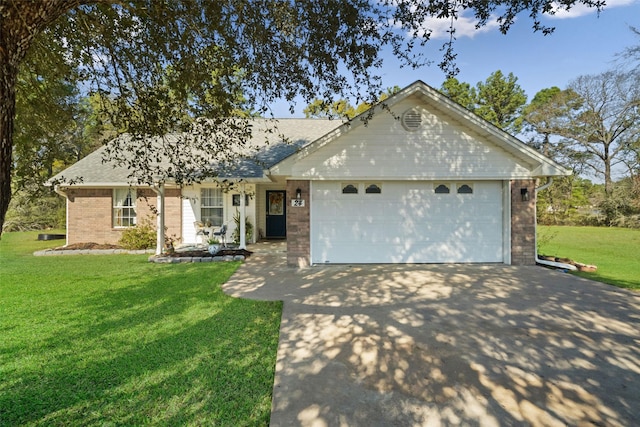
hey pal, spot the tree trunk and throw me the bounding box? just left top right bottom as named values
left=603, top=147, right=613, bottom=199
left=0, top=59, right=17, bottom=237
left=0, top=0, right=91, bottom=237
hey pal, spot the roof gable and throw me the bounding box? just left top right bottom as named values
left=270, top=81, right=569, bottom=179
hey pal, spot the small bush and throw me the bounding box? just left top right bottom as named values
left=611, top=214, right=640, bottom=229
left=3, top=191, right=65, bottom=232
left=118, top=217, right=156, bottom=249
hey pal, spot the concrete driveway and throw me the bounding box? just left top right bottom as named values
left=223, top=247, right=640, bottom=426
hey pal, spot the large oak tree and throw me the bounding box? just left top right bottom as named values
left=0, top=0, right=606, bottom=236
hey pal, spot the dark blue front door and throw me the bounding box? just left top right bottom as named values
left=266, top=190, right=286, bottom=238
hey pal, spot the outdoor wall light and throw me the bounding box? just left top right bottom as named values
left=296, top=188, right=302, bottom=199
left=521, top=187, right=530, bottom=202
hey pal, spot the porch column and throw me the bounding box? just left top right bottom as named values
left=239, top=182, right=246, bottom=249
left=154, top=183, right=165, bottom=255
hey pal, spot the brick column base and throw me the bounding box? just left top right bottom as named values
left=286, top=180, right=311, bottom=267
left=510, top=179, right=537, bottom=265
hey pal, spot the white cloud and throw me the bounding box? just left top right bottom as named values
left=415, top=11, right=502, bottom=40
left=398, top=0, right=637, bottom=40
left=545, top=0, right=638, bottom=19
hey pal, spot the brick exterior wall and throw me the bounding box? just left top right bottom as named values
left=286, top=180, right=311, bottom=267
left=65, top=187, right=182, bottom=245
left=510, top=179, right=537, bottom=265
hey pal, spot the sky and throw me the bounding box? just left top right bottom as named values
left=274, top=0, right=640, bottom=117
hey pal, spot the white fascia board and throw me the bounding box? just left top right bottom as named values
left=284, top=174, right=541, bottom=181
left=531, top=163, right=572, bottom=177
left=55, top=182, right=147, bottom=188
left=57, top=176, right=273, bottom=189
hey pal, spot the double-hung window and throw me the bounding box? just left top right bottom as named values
left=201, top=188, right=223, bottom=227
left=113, top=188, right=137, bottom=227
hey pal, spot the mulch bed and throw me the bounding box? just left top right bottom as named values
left=54, top=243, right=123, bottom=250
left=163, top=248, right=253, bottom=258
left=52, top=243, right=252, bottom=258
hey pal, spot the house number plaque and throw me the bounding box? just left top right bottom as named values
left=291, top=199, right=305, bottom=207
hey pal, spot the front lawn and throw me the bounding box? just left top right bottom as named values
left=538, top=225, right=640, bottom=291
left=0, top=232, right=282, bottom=426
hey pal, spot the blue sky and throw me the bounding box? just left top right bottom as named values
left=276, top=0, right=640, bottom=116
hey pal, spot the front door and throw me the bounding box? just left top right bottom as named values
left=266, top=190, right=286, bottom=238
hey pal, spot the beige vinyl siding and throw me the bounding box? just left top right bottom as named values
left=291, top=96, right=532, bottom=180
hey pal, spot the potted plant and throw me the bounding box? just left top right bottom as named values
left=207, top=238, right=220, bottom=255
left=232, top=210, right=254, bottom=244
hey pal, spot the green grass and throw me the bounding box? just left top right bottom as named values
left=538, top=225, right=640, bottom=291
left=0, top=231, right=282, bottom=426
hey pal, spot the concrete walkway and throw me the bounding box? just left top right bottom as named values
left=224, top=247, right=640, bottom=426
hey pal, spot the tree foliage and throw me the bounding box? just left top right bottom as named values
left=440, top=78, right=476, bottom=111
left=525, top=71, right=640, bottom=226
left=528, top=72, right=640, bottom=198
left=475, top=71, right=527, bottom=133
left=304, top=86, right=402, bottom=119
left=440, top=70, right=527, bottom=133
left=0, top=0, right=608, bottom=236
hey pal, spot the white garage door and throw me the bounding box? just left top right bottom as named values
left=310, top=181, right=504, bottom=264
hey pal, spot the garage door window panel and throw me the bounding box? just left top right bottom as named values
left=365, top=184, right=382, bottom=194
left=457, top=184, right=473, bottom=194
left=434, top=184, right=450, bottom=194
left=342, top=184, right=358, bottom=194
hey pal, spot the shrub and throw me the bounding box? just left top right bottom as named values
left=118, top=217, right=157, bottom=249
left=3, top=191, right=65, bottom=232
left=232, top=210, right=253, bottom=243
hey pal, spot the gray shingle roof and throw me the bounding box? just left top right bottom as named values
left=49, top=118, right=341, bottom=186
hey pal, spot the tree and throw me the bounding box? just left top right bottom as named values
left=440, top=77, right=476, bottom=111
left=475, top=70, right=527, bottom=134
left=543, top=71, right=640, bottom=202
left=304, top=86, right=402, bottom=119
left=440, top=71, right=527, bottom=133
left=523, top=87, right=585, bottom=160
left=0, top=1, right=607, bottom=237
left=304, top=99, right=357, bottom=119
left=618, top=26, right=640, bottom=67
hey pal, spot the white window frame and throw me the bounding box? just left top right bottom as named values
left=113, top=188, right=137, bottom=228
left=201, top=188, right=223, bottom=227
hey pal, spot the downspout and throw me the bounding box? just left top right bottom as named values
left=534, top=177, right=577, bottom=271
left=53, top=184, right=67, bottom=198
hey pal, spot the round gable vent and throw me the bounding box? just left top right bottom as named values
left=401, top=108, right=423, bottom=131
